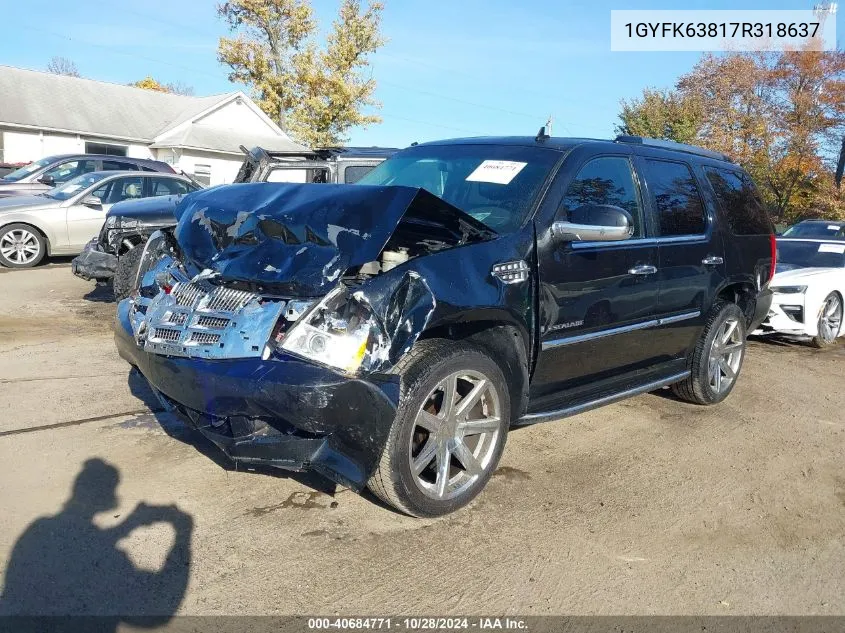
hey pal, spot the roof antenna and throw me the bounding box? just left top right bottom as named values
left=535, top=125, right=550, bottom=143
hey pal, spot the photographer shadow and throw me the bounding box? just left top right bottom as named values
left=0, top=458, right=193, bottom=629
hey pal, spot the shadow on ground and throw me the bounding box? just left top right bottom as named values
left=0, top=459, right=193, bottom=626
left=83, top=283, right=115, bottom=303
left=126, top=369, right=342, bottom=497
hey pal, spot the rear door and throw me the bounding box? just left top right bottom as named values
left=531, top=152, right=661, bottom=402
left=637, top=156, right=725, bottom=358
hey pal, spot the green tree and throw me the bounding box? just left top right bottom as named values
left=217, top=0, right=385, bottom=147
left=617, top=88, right=702, bottom=144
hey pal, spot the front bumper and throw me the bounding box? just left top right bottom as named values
left=71, top=239, right=118, bottom=282
left=753, top=290, right=813, bottom=336
left=115, top=299, right=400, bottom=490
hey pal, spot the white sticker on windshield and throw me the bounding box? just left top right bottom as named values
left=827, top=225, right=841, bottom=230
left=466, top=160, right=527, bottom=185
left=818, top=243, right=845, bottom=254
left=62, top=184, right=82, bottom=193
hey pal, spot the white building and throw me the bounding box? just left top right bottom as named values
left=0, top=65, right=308, bottom=186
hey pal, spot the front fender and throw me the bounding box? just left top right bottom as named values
left=0, top=211, right=62, bottom=254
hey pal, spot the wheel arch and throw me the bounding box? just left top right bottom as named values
left=715, top=281, right=758, bottom=328
left=0, top=218, right=54, bottom=256
left=417, top=319, right=531, bottom=421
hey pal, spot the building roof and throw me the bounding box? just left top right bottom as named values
left=0, top=66, right=238, bottom=141
left=151, top=124, right=307, bottom=154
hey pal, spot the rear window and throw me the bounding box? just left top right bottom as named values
left=704, top=167, right=772, bottom=235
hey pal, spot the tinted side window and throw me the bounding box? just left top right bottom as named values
left=704, top=167, right=772, bottom=235
left=641, top=159, right=706, bottom=236
left=43, top=159, right=97, bottom=184
left=560, top=156, right=644, bottom=237
left=102, top=160, right=138, bottom=171
left=93, top=177, right=144, bottom=204
left=343, top=165, right=375, bottom=183
left=150, top=177, right=190, bottom=196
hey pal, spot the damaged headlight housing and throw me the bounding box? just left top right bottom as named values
left=273, top=288, right=385, bottom=374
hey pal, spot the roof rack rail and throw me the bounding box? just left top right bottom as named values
left=614, top=135, right=732, bottom=163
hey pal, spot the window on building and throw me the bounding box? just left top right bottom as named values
left=192, top=164, right=212, bottom=186
left=641, top=159, right=707, bottom=236
left=85, top=142, right=128, bottom=157
left=560, top=156, right=645, bottom=238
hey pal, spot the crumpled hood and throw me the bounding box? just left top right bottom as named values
left=173, top=182, right=496, bottom=296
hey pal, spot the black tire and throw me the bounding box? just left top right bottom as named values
left=0, top=223, right=46, bottom=268
left=368, top=339, right=511, bottom=517
left=113, top=245, right=144, bottom=301
left=672, top=301, right=747, bottom=405
left=810, top=292, right=843, bottom=348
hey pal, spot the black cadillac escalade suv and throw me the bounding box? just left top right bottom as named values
left=116, top=134, right=775, bottom=517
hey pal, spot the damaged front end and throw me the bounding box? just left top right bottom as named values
left=115, top=183, right=499, bottom=489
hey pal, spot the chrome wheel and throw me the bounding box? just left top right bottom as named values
left=708, top=317, right=744, bottom=394
left=0, top=228, right=40, bottom=265
left=818, top=294, right=842, bottom=343
left=408, top=370, right=502, bottom=501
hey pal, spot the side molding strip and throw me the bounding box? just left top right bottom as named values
left=542, top=310, right=701, bottom=350
left=516, top=371, right=691, bottom=426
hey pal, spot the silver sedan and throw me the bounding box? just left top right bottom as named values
left=0, top=171, right=199, bottom=268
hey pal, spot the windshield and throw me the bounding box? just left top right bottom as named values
left=776, top=240, right=845, bottom=271
left=357, top=144, right=562, bottom=232
left=782, top=222, right=845, bottom=239
left=1, top=157, right=54, bottom=183
left=44, top=172, right=111, bottom=201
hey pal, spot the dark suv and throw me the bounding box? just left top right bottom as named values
left=115, top=134, right=775, bottom=517
left=0, top=154, right=175, bottom=198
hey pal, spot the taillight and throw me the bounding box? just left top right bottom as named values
left=768, top=233, right=777, bottom=284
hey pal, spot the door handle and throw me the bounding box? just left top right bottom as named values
left=702, top=255, right=724, bottom=266
left=628, top=264, right=657, bottom=275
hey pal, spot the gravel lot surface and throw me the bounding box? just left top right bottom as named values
left=1, top=264, right=843, bottom=617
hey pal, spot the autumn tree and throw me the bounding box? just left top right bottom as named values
left=46, top=57, right=80, bottom=78
left=130, top=77, right=196, bottom=96
left=617, top=47, right=845, bottom=222
left=217, top=0, right=385, bottom=147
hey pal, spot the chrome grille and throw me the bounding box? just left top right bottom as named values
left=153, top=328, right=181, bottom=342
left=189, top=331, right=221, bottom=345
left=195, top=315, right=230, bottom=329
left=168, top=312, right=188, bottom=325
left=172, top=282, right=207, bottom=307
left=206, top=287, right=254, bottom=312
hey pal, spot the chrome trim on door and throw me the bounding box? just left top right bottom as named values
left=701, top=255, right=724, bottom=265
left=628, top=264, right=657, bottom=275
left=516, top=370, right=691, bottom=425
left=541, top=310, right=701, bottom=350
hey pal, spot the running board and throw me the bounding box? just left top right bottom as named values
left=516, top=371, right=690, bottom=426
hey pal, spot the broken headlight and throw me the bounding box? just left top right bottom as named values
left=274, top=288, right=385, bottom=374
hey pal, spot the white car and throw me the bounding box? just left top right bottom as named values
left=0, top=171, right=199, bottom=268
left=756, top=238, right=845, bottom=347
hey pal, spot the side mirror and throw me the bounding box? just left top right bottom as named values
left=81, top=195, right=102, bottom=208
left=38, top=175, right=55, bottom=186
left=552, top=204, right=634, bottom=242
